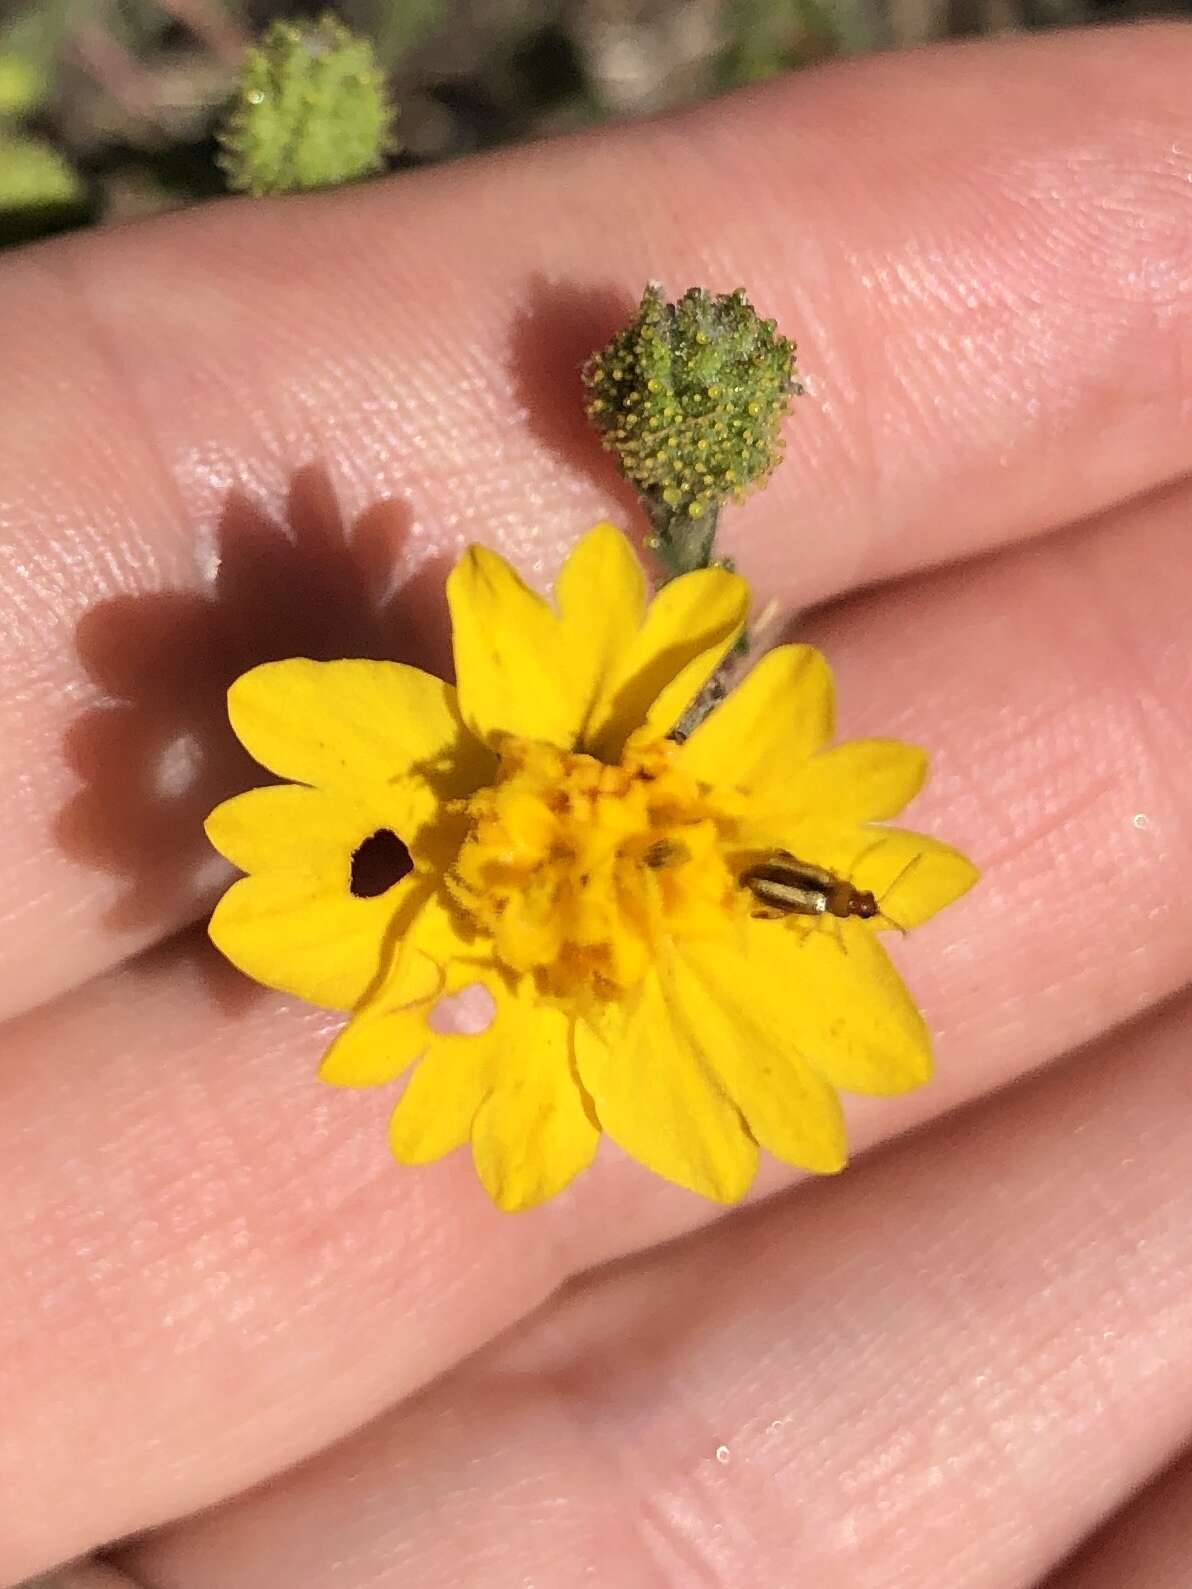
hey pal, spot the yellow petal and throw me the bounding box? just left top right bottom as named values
left=227, top=659, right=482, bottom=802
left=678, top=645, right=834, bottom=796
left=556, top=523, right=648, bottom=743
left=208, top=870, right=418, bottom=1010
left=855, top=827, right=979, bottom=930
left=447, top=544, right=580, bottom=747
left=389, top=1023, right=505, bottom=1163
left=401, top=884, right=490, bottom=978
left=205, top=784, right=384, bottom=878
left=662, top=945, right=847, bottom=1174
left=713, top=918, right=932, bottom=1095
left=320, top=884, right=490, bottom=1084
left=574, top=974, right=757, bottom=1202
left=779, top=739, right=928, bottom=824
left=471, top=1003, right=600, bottom=1211
left=319, top=997, right=432, bottom=1086
left=587, top=566, right=749, bottom=758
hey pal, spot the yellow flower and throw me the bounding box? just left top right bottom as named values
left=206, top=525, right=977, bottom=1212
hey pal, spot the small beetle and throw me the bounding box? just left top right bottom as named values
left=739, top=849, right=880, bottom=921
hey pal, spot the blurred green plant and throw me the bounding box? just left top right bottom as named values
left=0, top=0, right=74, bottom=93
left=0, top=132, right=82, bottom=205
left=0, top=0, right=86, bottom=245
left=720, top=0, right=844, bottom=80
left=0, top=53, right=49, bottom=119
left=373, top=0, right=444, bottom=66
left=216, top=13, right=396, bottom=195
left=0, top=0, right=1181, bottom=252
left=0, top=132, right=89, bottom=244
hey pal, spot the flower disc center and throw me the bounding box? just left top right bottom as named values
left=447, top=736, right=737, bottom=997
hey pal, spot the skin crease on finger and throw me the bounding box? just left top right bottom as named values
left=2, top=458, right=1192, bottom=1581
left=1042, top=1446, right=1192, bottom=1589
left=26, top=1568, right=142, bottom=1589
left=116, top=990, right=1192, bottom=1589
left=0, top=28, right=1190, bottom=1020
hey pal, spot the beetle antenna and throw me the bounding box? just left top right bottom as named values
left=873, top=852, right=925, bottom=936
left=851, top=836, right=889, bottom=871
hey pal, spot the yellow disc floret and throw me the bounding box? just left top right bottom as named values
left=447, top=736, right=740, bottom=1000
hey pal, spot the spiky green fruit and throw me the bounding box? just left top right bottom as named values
left=583, top=284, right=799, bottom=527
left=218, top=15, right=396, bottom=197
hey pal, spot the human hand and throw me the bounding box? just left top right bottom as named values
left=3, top=23, right=1192, bottom=1587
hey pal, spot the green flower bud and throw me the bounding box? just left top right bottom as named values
left=583, top=283, right=799, bottom=527
left=217, top=15, right=396, bottom=197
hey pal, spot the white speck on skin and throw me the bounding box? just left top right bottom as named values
left=715, top=1444, right=731, bottom=1465
left=155, top=732, right=204, bottom=800
left=1133, top=813, right=1150, bottom=830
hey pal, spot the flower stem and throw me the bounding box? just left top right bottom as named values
left=642, top=499, right=750, bottom=740
left=645, top=499, right=722, bottom=579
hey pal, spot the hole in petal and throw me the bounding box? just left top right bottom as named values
left=431, top=982, right=496, bottom=1036
left=350, top=829, right=412, bottom=898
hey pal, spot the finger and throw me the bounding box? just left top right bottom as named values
left=4, top=466, right=1192, bottom=1579
left=1042, top=1448, right=1192, bottom=1589
left=1, top=24, right=1190, bottom=1015
left=121, top=989, right=1192, bottom=1589
left=806, top=471, right=1192, bottom=1122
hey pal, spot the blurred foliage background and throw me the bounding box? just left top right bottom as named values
left=0, top=0, right=1186, bottom=247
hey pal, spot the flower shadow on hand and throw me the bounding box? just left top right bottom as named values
left=56, top=464, right=453, bottom=1002
left=507, top=273, right=643, bottom=524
